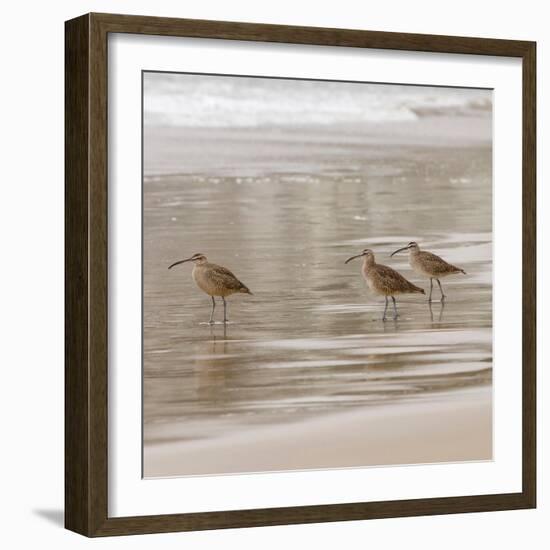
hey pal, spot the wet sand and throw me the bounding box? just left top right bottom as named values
left=143, top=116, right=492, bottom=478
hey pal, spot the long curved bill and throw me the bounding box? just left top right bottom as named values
left=390, top=246, right=409, bottom=257
left=345, top=253, right=363, bottom=264
left=168, top=258, right=192, bottom=270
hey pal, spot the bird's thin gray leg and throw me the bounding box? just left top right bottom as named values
left=382, top=296, right=388, bottom=321
left=208, top=296, right=216, bottom=324
left=436, top=279, right=446, bottom=301
left=391, top=296, right=398, bottom=320
left=428, top=278, right=433, bottom=302
left=222, top=297, right=228, bottom=323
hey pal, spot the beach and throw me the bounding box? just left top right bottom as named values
left=142, top=74, right=493, bottom=478
left=145, top=387, right=491, bottom=477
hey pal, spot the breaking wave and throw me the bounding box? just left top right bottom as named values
left=144, top=72, right=492, bottom=128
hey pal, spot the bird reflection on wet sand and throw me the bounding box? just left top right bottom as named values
left=429, top=300, right=446, bottom=325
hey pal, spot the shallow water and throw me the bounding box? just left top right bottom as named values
left=143, top=135, right=492, bottom=457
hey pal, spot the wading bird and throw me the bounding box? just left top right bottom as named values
left=168, top=253, right=252, bottom=324
left=391, top=241, right=466, bottom=302
left=345, top=248, right=425, bottom=321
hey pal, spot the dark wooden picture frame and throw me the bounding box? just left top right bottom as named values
left=65, top=12, right=536, bottom=537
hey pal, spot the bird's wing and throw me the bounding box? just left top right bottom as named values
left=207, top=263, right=248, bottom=291
left=418, top=251, right=462, bottom=275
left=374, top=264, right=423, bottom=293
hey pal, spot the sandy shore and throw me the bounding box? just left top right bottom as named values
left=144, top=388, right=492, bottom=478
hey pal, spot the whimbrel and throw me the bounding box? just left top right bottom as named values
left=345, top=248, right=425, bottom=321
left=391, top=242, right=466, bottom=302
left=168, top=253, right=252, bottom=324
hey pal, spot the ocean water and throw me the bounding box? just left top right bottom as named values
left=144, top=72, right=491, bottom=128
left=142, top=72, right=492, bottom=475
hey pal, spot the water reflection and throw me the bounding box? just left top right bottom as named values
left=194, top=332, right=231, bottom=411
left=142, top=143, right=492, bottom=456
left=429, top=300, right=446, bottom=325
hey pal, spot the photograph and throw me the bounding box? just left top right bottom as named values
left=142, top=71, right=493, bottom=478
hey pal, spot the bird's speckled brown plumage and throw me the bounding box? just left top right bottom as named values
left=410, top=250, right=465, bottom=278
left=192, top=261, right=251, bottom=298
left=365, top=262, right=425, bottom=296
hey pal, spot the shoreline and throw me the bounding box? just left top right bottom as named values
left=144, top=115, right=491, bottom=177
left=144, top=387, right=492, bottom=478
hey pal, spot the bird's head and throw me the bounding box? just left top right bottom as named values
left=345, top=248, right=375, bottom=264
left=168, top=253, right=207, bottom=269
left=391, top=241, right=419, bottom=257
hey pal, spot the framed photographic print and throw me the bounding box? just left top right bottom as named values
left=65, top=13, right=536, bottom=537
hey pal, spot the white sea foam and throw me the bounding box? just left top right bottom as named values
left=144, top=73, right=492, bottom=128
